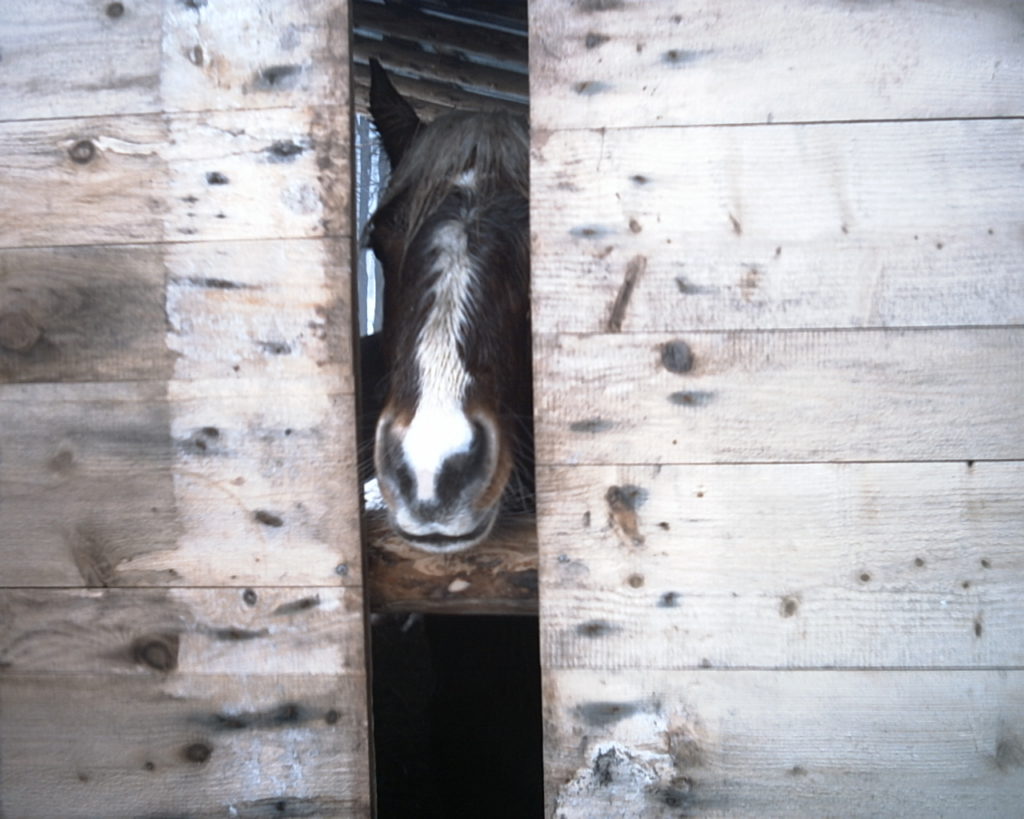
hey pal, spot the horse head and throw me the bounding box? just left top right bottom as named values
left=367, top=60, right=531, bottom=552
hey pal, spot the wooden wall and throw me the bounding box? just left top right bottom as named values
left=530, top=1, right=1024, bottom=816
left=0, top=2, right=371, bottom=816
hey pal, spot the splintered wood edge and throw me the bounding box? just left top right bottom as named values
left=364, top=511, right=538, bottom=615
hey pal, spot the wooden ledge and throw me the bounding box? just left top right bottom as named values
left=364, top=512, right=538, bottom=615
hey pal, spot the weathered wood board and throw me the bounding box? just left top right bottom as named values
left=0, top=380, right=361, bottom=588
left=0, top=587, right=366, bottom=675
left=0, top=0, right=349, bottom=121
left=366, top=511, right=538, bottom=614
left=544, top=669, right=1024, bottom=818
left=531, top=0, right=1024, bottom=130
left=1, top=674, right=369, bottom=818
left=531, top=120, right=1024, bottom=333
left=1, top=239, right=351, bottom=384
left=530, top=0, right=1024, bottom=815
left=536, top=328, right=1024, bottom=465
left=538, top=462, right=1024, bottom=669
left=0, top=0, right=371, bottom=814
left=0, top=108, right=349, bottom=250
left=0, top=588, right=371, bottom=816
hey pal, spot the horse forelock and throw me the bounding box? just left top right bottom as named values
left=369, top=109, right=528, bottom=250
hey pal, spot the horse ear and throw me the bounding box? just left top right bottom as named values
left=369, top=58, right=421, bottom=168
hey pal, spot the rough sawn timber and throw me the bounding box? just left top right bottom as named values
left=365, top=512, right=538, bottom=614
left=536, top=327, right=1024, bottom=466
left=531, top=120, right=1024, bottom=333
left=538, top=462, right=1024, bottom=670
left=544, top=669, right=1024, bottom=818
left=0, top=1, right=371, bottom=815
left=530, top=0, right=1024, bottom=130
left=0, top=0, right=350, bottom=121
left=530, top=0, right=1024, bottom=816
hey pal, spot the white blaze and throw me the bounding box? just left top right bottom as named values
left=401, top=220, right=476, bottom=503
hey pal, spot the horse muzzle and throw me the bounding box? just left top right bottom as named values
left=374, top=407, right=508, bottom=552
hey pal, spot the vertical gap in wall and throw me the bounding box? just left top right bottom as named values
left=350, top=1, right=540, bottom=816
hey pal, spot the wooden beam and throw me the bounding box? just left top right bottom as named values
left=353, top=0, right=527, bottom=67
left=364, top=511, right=537, bottom=615
left=353, top=63, right=527, bottom=119
left=353, top=35, right=528, bottom=102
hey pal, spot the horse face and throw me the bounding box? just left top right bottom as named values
left=372, top=213, right=514, bottom=552
left=368, top=60, right=529, bottom=553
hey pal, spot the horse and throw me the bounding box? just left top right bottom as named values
left=363, top=59, right=532, bottom=553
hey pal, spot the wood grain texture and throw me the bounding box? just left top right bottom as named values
left=530, top=0, right=1024, bottom=130
left=535, top=328, right=1024, bottom=466
left=537, top=462, right=1024, bottom=670
left=365, top=511, right=538, bottom=614
left=0, top=0, right=349, bottom=122
left=0, top=238, right=351, bottom=384
left=530, top=1, right=1024, bottom=814
left=0, top=380, right=361, bottom=587
left=0, top=1, right=370, bottom=813
left=544, top=668, right=1024, bottom=818
left=530, top=120, right=1024, bottom=333
left=0, top=107, right=349, bottom=249
left=0, top=673, right=370, bottom=818
left=0, top=587, right=364, bottom=675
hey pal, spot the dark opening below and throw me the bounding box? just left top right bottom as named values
left=370, top=613, right=543, bottom=817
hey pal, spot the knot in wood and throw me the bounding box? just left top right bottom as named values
left=660, top=340, right=694, bottom=373
left=68, top=139, right=96, bottom=164
left=0, top=310, right=42, bottom=352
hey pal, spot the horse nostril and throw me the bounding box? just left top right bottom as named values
left=435, top=421, right=490, bottom=504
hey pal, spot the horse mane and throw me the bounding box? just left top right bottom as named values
left=369, top=109, right=529, bottom=248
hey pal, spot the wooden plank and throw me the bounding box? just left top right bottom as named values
left=352, top=0, right=528, bottom=68
left=352, top=39, right=528, bottom=104
left=366, top=511, right=538, bottom=614
left=543, top=668, right=1024, bottom=818
left=0, top=238, right=351, bottom=384
left=530, top=0, right=1024, bottom=130
left=0, top=673, right=370, bottom=818
left=0, top=380, right=361, bottom=587
left=0, top=107, right=349, bottom=249
left=352, top=62, right=528, bottom=119
left=531, top=120, right=1024, bottom=333
left=0, top=0, right=349, bottom=122
left=0, top=587, right=364, bottom=675
left=534, top=328, right=1024, bottom=465
left=537, top=462, right=1024, bottom=670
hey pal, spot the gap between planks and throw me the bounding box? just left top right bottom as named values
left=533, top=114, right=1024, bottom=136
